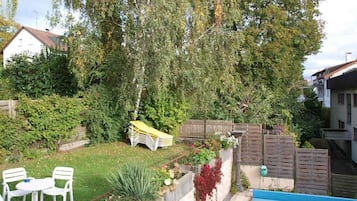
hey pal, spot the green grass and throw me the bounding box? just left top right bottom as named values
left=0, top=142, right=191, bottom=201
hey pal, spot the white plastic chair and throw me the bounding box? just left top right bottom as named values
left=2, top=167, right=32, bottom=201
left=40, top=167, right=74, bottom=201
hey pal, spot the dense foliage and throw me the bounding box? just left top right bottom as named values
left=82, top=85, right=126, bottom=144
left=3, top=50, right=78, bottom=98
left=0, top=109, right=27, bottom=163
left=0, top=95, right=84, bottom=162
left=16, top=95, right=84, bottom=151
left=292, top=87, right=325, bottom=145
left=49, top=0, right=323, bottom=135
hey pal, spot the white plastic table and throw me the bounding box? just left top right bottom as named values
left=16, top=178, right=55, bottom=201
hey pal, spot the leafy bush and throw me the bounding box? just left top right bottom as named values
left=301, top=141, right=315, bottom=149
left=16, top=95, right=84, bottom=151
left=0, top=110, right=28, bottom=162
left=194, top=158, right=222, bottom=201
left=107, top=163, right=160, bottom=201
left=140, top=90, right=189, bottom=136
left=186, top=147, right=217, bottom=166
left=3, top=50, right=77, bottom=98
left=0, top=74, right=14, bottom=99
left=82, top=85, right=125, bottom=144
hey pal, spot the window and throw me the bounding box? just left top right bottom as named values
left=338, top=120, right=345, bottom=129
left=347, top=94, right=351, bottom=124
left=18, top=38, right=23, bottom=47
left=353, top=94, right=357, bottom=107
left=338, top=93, right=345, bottom=105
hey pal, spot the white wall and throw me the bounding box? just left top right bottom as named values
left=241, top=165, right=294, bottom=192
left=3, top=29, right=45, bottom=67
left=330, top=88, right=357, bottom=163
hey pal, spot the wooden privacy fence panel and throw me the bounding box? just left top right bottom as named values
left=331, top=173, right=357, bottom=198
left=264, top=135, right=294, bottom=179
left=236, top=123, right=263, bottom=165
left=178, top=119, right=234, bottom=139
left=0, top=100, right=17, bottom=117
left=295, top=148, right=329, bottom=195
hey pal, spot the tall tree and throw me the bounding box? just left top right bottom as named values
left=235, top=0, right=324, bottom=123
left=0, top=0, right=18, bottom=61
left=52, top=0, right=242, bottom=122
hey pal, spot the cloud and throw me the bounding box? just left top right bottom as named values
left=304, top=0, right=357, bottom=79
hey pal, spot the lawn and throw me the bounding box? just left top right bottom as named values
left=0, top=142, right=191, bottom=201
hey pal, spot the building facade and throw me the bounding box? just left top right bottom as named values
left=327, top=69, right=357, bottom=164
left=312, top=59, right=357, bottom=108
left=2, top=26, right=65, bottom=67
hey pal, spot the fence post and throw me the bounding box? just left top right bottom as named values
left=203, top=119, right=207, bottom=139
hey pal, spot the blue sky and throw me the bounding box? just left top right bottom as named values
left=15, top=0, right=54, bottom=32
left=14, top=0, right=357, bottom=80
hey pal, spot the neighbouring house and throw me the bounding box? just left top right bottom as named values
left=1, top=26, right=66, bottom=67
left=312, top=56, right=357, bottom=108
left=322, top=69, right=357, bottom=164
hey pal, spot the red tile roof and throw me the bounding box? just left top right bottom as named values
left=1, top=26, right=67, bottom=53
left=312, top=59, right=357, bottom=79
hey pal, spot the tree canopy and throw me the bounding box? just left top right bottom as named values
left=49, top=0, right=324, bottom=136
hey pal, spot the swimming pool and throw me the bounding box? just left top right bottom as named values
left=253, top=189, right=357, bottom=201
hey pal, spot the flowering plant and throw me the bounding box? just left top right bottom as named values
left=186, top=146, right=216, bottom=166
left=156, top=162, right=181, bottom=193
left=216, top=132, right=238, bottom=149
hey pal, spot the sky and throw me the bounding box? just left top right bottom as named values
left=303, top=0, right=357, bottom=80
left=13, top=0, right=357, bottom=80
left=14, top=0, right=63, bottom=34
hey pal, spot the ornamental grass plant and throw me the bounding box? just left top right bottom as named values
left=107, top=163, right=160, bottom=201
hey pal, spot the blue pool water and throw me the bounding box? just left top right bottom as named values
left=253, top=189, right=357, bottom=201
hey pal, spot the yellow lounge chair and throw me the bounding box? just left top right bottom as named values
left=129, top=121, right=173, bottom=151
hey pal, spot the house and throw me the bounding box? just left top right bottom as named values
left=1, top=26, right=66, bottom=67
left=312, top=58, right=357, bottom=108
left=323, top=69, right=357, bottom=164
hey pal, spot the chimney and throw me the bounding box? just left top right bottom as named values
left=345, top=52, right=352, bottom=62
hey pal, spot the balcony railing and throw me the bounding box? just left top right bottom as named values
left=320, top=128, right=351, bottom=140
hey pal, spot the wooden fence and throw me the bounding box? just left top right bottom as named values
left=178, top=119, right=234, bottom=139
left=264, top=135, right=295, bottom=179
left=236, top=123, right=263, bottom=165
left=179, top=121, right=331, bottom=195
left=0, top=100, right=17, bottom=117
left=295, top=148, right=329, bottom=195
left=331, top=173, right=357, bottom=198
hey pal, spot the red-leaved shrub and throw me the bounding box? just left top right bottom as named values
left=194, top=158, right=223, bottom=201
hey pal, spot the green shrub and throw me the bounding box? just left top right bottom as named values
left=82, top=85, right=125, bottom=144
left=107, top=163, right=160, bottom=201
left=3, top=50, right=77, bottom=98
left=0, top=75, right=14, bottom=99
left=301, top=141, right=315, bottom=149
left=16, top=95, right=84, bottom=151
left=186, top=147, right=217, bottom=166
left=0, top=110, right=29, bottom=162
left=140, top=90, right=189, bottom=137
